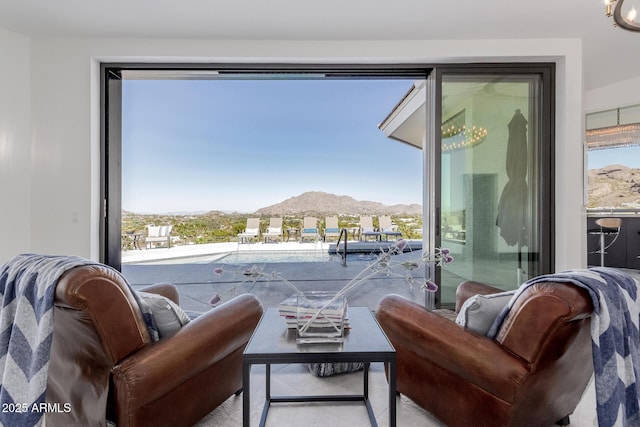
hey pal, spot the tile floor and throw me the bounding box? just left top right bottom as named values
left=194, top=362, right=597, bottom=426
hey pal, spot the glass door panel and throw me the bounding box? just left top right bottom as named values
left=438, top=73, right=545, bottom=306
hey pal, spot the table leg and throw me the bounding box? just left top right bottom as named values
left=258, top=364, right=271, bottom=427
left=265, top=363, right=271, bottom=401
left=364, top=362, right=369, bottom=399
left=243, top=361, right=251, bottom=427
left=388, top=360, right=396, bottom=427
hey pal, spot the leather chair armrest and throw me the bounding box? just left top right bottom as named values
left=112, top=294, right=263, bottom=408
left=138, top=283, right=180, bottom=304
left=377, top=295, right=528, bottom=403
left=455, top=280, right=505, bottom=312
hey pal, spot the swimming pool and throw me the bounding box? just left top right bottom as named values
left=216, top=250, right=380, bottom=264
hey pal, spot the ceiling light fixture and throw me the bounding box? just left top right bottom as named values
left=605, top=0, right=640, bottom=32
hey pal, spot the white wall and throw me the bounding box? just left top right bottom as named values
left=29, top=39, right=97, bottom=259
left=555, top=53, right=587, bottom=270
left=0, top=28, right=31, bottom=264
left=2, top=36, right=586, bottom=271
left=585, top=75, right=640, bottom=113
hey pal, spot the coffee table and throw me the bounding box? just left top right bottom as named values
left=242, top=307, right=396, bottom=427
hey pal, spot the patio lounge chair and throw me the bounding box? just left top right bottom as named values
left=323, top=216, right=341, bottom=242
left=443, top=215, right=466, bottom=243
left=238, top=217, right=261, bottom=243
left=263, top=217, right=283, bottom=243
left=300, top=217, right=319, bottom=242
left=379, top=215, right=402, bottom=241
left=145, top=225, right=172, bottom=249
left=359, top=216, right=381, bottom=241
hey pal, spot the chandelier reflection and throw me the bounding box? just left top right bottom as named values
left=441, top=124, right=489, bottom=152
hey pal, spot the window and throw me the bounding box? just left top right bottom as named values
left=101, top=66, right=428, bottom=270
left=586, top=104, right=640, bottom=210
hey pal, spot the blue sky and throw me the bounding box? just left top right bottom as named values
left=122, top=78, right=422, bottom=214
left=588, top=146, right=640, bottom=170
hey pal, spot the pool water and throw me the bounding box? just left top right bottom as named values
left=216, top=250, right=380, bottom=264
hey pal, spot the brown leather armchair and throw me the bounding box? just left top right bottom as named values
left=45, top=264, right=263, bottom=427
left=376, top=280, right=594, bottom=427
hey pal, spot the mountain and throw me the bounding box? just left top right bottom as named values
left=254, top=191, right=422, bottom=216
left=588, top=165, right=640, bottom=208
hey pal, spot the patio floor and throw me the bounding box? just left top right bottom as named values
left=122, top=240, right=429, bottom=312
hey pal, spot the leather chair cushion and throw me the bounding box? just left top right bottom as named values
left=456, top=290, right=515, bottom=335
left=138, top=291, right=191, bottom=338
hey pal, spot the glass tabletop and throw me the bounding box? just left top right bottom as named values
left=244, top=307, right=395, bottom=357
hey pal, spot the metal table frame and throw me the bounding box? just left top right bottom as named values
left=242, top=307, right=396, bottom=427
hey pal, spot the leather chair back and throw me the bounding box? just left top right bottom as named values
left=47, top=264, right=151, bottom=426
left=376, top=280, right=595, bottom=427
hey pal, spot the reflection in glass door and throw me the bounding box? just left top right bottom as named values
left=436, top=70, right=553, bottom=307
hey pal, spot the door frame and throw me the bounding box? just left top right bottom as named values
left=100, top=62, right=554, bottom=289
left=425, top=64, right=555, bottom=308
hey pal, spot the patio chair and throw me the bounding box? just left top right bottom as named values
left=443, top=215, right=466, bottom=243
left=238, top=217, right=261, bottom=243
left=379, top=215, right=402, bottom=241
left=300, top=217, right=319, bottom=242
left=323, top=216, right=341, bottom=242
left=145, top=225, right=172, bottom=249
left=359, top=216, right=381, bottom=241
left=263, top=217, right=283, bottom=243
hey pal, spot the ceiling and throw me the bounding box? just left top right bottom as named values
left=0, top=0, right=638, bottom=91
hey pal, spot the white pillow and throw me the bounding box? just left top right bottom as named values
left=137, top=291, right=191, bottom=339
left=244, top=228, right=259, bottom=235
left=455, top=290, right=516, bottom=336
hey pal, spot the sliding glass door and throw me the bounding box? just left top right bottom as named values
left=429, top=66, right=554, bottom=307
left=101, top=63, right=554, bottom=310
